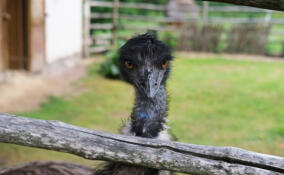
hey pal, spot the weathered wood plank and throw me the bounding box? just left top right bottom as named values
left=83, top=0, right=90, bottom=57
left=208, top=17, right=284, bottom=24
left=208, top=6, right=268, bottom=12
left=119, top=14, right=193, bottom=23
left=88, top=1, right=165, bottom=11
left=91, top=13, right=113, bottom=19
left=202, top=0, right=284, bottom=11
left=89, top=46, right=110, bottom=53
left=90, top=23, right=114, bottom=30
left=0, top=113, right=283, bottom=174
left=112, top=0, right=119, bottom=47
left=118, top=24, right=183, bottom=32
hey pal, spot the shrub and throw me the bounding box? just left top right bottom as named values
left=99, top=49, right=120, bottom=79
left=226, top=24, right=270, bottom=55
left=195, top=24, right=224, bottom=53
left=175, top=23, right=223, bottom=53
left=99, top=40, right=125, bottom=79
left=160, top=31, right=178, bottom=49
left=176, top=23, right=199, bottom=51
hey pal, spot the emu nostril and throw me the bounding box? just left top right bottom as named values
left=154, top=83, right=158, bottom=86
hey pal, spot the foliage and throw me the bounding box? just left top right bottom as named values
left=194, top=24, right=224, bottom=53
left=99, top=40, right=126, bottom=79
left=159, top=31, right=178, bottom=49
left=172, top=23, right=223, bottom=53
left=226, top=24, right=270, bottom=55
left=99, top=49, right=120, bottom=79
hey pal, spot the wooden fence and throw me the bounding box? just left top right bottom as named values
left=83, top=0, right=284, bottom=56
left=1, top=113, right=284, bottom=175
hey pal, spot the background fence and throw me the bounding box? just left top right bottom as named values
left=83, top=0, right=284, bottom=57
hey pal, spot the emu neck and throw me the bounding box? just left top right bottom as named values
left=130, top=85, right=167, bottom=138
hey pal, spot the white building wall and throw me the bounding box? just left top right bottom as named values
left=45, top=0, right=83, bottom=63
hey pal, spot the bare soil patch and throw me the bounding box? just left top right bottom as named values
left=0, top=58, right=96, bottom=113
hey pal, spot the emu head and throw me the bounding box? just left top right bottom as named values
left=119, top=34, right=173, bottom=98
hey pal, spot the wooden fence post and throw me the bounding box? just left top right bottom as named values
left=264, top=10, right=272, bottom=26
left=203, top=1, right=209, bottom=24
left=112, top=0, right=119, bottom=48
left=83, top=0, right=90, bottom=58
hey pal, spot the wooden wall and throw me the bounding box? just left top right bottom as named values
left=0, top=0, right=45, bottom=72
left=0, top=0, right=8, bottom=71
left=0, top=1, right=3, bottom=71
left=27, top=0, right=46, bottom=72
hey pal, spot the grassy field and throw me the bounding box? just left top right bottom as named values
left=1, top=55, right=284, bottom=173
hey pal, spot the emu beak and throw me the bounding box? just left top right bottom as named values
left=144, top=71, right=161, bottom=98
left=136, top=67, right=164, bottom=99
left=146, top=80, right=156, bottom=98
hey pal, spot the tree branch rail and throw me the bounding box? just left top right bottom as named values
left=0, top=113, right=283, bottom=175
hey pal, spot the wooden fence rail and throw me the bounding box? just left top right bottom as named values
left=88, top=0, right=283, bottom=12
left=0, top=113, right=284, bottom=175
left=202, top=0, right=284, bottom=11
left=89, top=12, right=284, bottom=25
left=88, top=1, right=165, bottom=11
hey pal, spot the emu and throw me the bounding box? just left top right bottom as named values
left=0, top=34, right=175, bottom=175
left=95, top=34, right=175, bottom=175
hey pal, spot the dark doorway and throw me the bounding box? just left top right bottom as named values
left=4, top=0, right=29, bottom=70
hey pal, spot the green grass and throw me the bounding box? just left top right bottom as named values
left=169, top=57, right=284, bottom=151
left=1, top=56, right=284, bottom=172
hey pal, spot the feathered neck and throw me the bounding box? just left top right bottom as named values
left=130, top=85, right=168, bottom=138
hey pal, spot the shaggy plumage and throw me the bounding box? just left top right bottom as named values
left=95, top=34, right=175, bottom=175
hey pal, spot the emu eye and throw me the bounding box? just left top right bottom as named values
left=125, top=61, right=133, bottom=69
left=161, top=61, right=168, bottom=69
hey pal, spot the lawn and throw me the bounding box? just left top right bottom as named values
left=0, top=55, right=284, bottom=173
